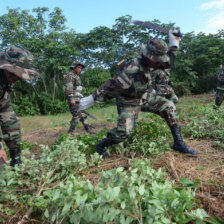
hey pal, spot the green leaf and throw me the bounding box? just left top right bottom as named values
left=209, top=216, right=224, bottom=224
left=180, top=178, right=198, bottom=189
left=44, top=209, right=49, bottom=218
left=121, top=201, right=126, bottom=209
left=61, top=202, right=72, bottom=216
left=52, top=189, right=61, bottom=201
left=194, top=208, right=209, bottom=219
left=7, top=179, right=14, bottom=186
left=139, top=184, right=145, bottom=195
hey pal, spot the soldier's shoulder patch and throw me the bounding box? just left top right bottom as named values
left=123, top=59, right=140, bottom=74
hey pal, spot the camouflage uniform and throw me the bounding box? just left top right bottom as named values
left=141, top=69, right=179, bottom=127
left=92, top=39, right=177, bottom=148
left=80, top=38, right=197, bottom=157
left=215, top=65, right=224, bottom=106
left=151, top=69, right=178, bottom=104
left=141, top=91, right=179, bottom=126
left=0, top=71, right=21, bottom=152
left=0, top=46, right=40, bottom=166
left=65, top=61, right=91, bottom=133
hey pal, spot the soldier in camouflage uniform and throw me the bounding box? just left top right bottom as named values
left=0, top=46, right=40, bottom=166
left=65, top=61, right=94, bottom=134
left=79, top=30, right=197, bottom=157
left=215, top=65, right=224, bottom=106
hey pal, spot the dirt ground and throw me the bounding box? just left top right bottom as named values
left=21, top=121, right=224, bottom=221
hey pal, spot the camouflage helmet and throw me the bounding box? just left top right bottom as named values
left=141, top=38, right=170, bottom=64
left=70, top=61, right=85, bottom=70
left=0, top=45, right=40, bottom=80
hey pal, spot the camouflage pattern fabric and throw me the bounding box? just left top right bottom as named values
left=151, top=69, right=178, bottom=104
left=0, top=45, right=40, bottom=80
left=215, top=66, right=224, bottom=106
left=93, top=57, right=152, bottom=106
left=69, top=104, right=88, bottom=131
left=216, top=66, right=224, bottom=90
left=107, top=99, right=141, bottom=142
left=0, top=87, right=21, bottom=151
left=215, top=89, right=224, bottom=106
left=92, top=45, right=177, bottom=141
left=141, top=39, right=170, bottom=65
left=141, top=91, right=179, bottom=126
left=65, top=71, right=89, bottom=131
left=0, top=45, right=40, bottom=164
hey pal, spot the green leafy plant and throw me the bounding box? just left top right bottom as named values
left=0, top=137, right=218, bottom=223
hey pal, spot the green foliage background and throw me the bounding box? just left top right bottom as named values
left=1, top=7, right=223, bottom=115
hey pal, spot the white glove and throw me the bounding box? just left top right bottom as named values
left=76, top=86, right=83, bottom=91
left=75, top=92, right=83, bottom=98
left=169, top=28, right=181, bottom=48
left=79, top=94, right=95, bottom=111
left=151, top=89, right=156, bottom=94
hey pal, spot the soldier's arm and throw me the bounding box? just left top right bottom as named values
left=79, top=62, right=136, bottom=110
left=65, top=74, right=76, bottom=103
left=93, top=67, right=133, bottom=103
left=167, top=46, right=178, bottom=67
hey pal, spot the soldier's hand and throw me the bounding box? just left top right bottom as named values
left=169, top=28, right=181, bottom=48
left=0, top=149, right=8, bottom=163
left=70, top=100, right=76, bottom=106
left=79, top=94, right=95, bottom=111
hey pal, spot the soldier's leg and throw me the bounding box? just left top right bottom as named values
left=96, top=104, right=141, bottom=158
left=80, top=112, right=95, bottom=134
left=142, top=93, right=197, bottom=155
left=215, top=89, right=224, bottom=106
left=142, top=93, right=179, bottom=126
left=0, top=100, right=22, bottom=166
left=168, top=90, right=178, bottom=105
left=68, top=104, right=80, bottom=133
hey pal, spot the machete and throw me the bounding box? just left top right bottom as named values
left=131, top=20, right=183, bottom=37
left=82, top=110, right=98, bottom=121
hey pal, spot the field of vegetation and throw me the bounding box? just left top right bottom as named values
left=1, top=6, right=224, bottom=224
left=0, top=93, right=223, bottom=224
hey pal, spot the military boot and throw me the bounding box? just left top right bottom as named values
left=9, top=147, right=22, bottom=167
left=84, top=124, right=96, bottom=134
left=215, top=96, right=222, bottom=107
left=170, top=125, right=197, bottom=155
left=67, top=126, right=75, bottom=134
left=96, top=138, right=116, bottom=159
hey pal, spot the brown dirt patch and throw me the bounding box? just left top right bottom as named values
left=191, top=92, right=215, bottom=104
left=22, top=123, right=115, bottom=159
left=153, top=139, right=224, bottom=220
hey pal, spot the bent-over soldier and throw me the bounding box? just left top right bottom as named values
left=0, top=46, right=40, bottom=166
left=79, top=29, right=197, bottom=158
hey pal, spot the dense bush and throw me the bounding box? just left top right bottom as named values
left=13, top=93, right=68, bottom=116
left=13, top=96, right=40, bottom=116
left=35, top=92, right=68, bottom=115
